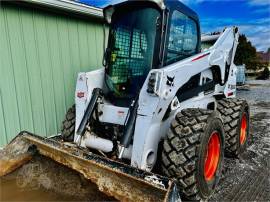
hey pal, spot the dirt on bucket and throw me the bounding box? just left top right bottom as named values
left=0, top=155, right=115, bottom=201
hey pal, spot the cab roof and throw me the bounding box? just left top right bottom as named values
left=104, top=0, right=199, bottom=22
left=165, top=0, right=199, bottom=21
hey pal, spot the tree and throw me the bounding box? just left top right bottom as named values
left=234, top=34, right=260, bottom=70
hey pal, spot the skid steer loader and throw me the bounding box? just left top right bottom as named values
left=1, top=0, right=250, bottom=201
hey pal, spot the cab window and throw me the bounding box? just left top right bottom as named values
left=165, top=10, right=198, bottom=65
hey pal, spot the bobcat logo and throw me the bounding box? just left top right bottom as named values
left=166, top=76, right=175, bottom=87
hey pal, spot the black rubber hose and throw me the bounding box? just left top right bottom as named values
left=120, top=98, right=138, bottom=148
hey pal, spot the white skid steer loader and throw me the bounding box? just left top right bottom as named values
left=1, top=0, right=250, bottom=201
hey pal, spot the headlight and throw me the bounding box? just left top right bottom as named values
left=147, top=71, right=162, bottom=96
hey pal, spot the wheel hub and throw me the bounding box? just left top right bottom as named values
left=240, top=113, right=247, bottom=145
left=204, top=132, right=220, bottom=181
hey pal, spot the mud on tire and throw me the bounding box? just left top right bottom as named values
left=217, top=98, right=249, bottom=157
left=161, top=108, right=225, bottom=201
left=61, top=105, right=75, bottom=142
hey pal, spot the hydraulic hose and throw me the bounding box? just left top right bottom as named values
left=120, top=98, right=139, bottom=148
left=76, top=88, right=103, bottom=137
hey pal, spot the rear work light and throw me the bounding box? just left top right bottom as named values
left=147, top=71, right=163, bottom=96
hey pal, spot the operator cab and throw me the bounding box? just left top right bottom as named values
left=103, top=0, right=200, bottom=106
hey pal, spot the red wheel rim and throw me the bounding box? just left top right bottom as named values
left=204, top=132, right=220, bottom=181
left=240, top=113, right=247, bottom=145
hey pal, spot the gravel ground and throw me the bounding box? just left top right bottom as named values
left=1, top=80, right=269, bottom=202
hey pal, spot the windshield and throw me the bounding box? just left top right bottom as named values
left=105, top=7, right=160, bottom=98
left=165, top=10, right=199, bottom=65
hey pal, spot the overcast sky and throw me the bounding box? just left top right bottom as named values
left=78, top=0, right=270, bottom=52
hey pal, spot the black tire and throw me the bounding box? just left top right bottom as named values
left=161, top=109, right=225, bottom=201
left=61, top=105, right=75, bottom=142
left=217, top=98, right=250, bottom=157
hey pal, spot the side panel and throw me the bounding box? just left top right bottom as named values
left=131, top=28, right=239, bottom=170
left=224, top=64, right=237, bottom=97
left=74, top=68, right=105, bottom=141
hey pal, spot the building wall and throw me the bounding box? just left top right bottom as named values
left=0, top=4, right=104, bottom=146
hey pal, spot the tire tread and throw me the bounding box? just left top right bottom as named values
left=217, top=98, right=248, bottom=156
left=162, top=108, right=216, bottom=200
left=61, top=105, right=75, bottom=142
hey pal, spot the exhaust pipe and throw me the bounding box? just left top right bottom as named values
left=83, top=132, right=133, bottom=159
left=83, top=132, right=113, bottom=153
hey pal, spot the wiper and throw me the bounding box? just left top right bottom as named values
left=182, top=50, right=195, bottom=56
